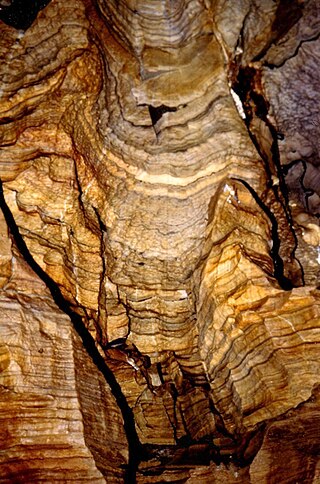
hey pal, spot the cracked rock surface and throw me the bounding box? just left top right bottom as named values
left=0, top=0, right=320, bottom=482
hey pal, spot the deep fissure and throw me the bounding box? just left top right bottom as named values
left=231, top=63, right=303, bottom=289
left=0, top=180, right=142, bottom=484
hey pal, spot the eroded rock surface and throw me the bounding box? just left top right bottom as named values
left=0, top=0, right=320, bottom=482
left=0, top=212, right=127, bottom=482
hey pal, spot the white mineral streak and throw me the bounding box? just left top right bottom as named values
left=230, top=88, right=246, bottom=119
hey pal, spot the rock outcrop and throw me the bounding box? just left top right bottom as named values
left=0, top=0, right=320, bottom=481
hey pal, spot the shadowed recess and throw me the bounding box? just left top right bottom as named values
left=0, top=0, right=52, bottom=30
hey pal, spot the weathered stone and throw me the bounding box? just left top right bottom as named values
left=0, top=0, right=320, bottom=481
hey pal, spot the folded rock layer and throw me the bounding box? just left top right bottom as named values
left=0, top=0, right=320, bottom=481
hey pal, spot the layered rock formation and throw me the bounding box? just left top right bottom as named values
left=0, top=0, right=320, bottom=482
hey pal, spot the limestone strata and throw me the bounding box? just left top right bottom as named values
left=0, top=0, right=320, bottom=482
left=0, top=215, right=127, bottom=481
left=250, top=385, right=320, bottom=483
left=197, top=178, right=320, bottom=434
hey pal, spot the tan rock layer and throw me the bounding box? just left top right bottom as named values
left=0, top=212, right=127, bottom=481
left=0, top=0, right=320, bottom=481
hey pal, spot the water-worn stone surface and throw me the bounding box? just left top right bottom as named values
left=0, top=0, right=320, bottom=481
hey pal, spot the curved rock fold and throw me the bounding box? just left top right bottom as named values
left=0, top=0, right=320, bottom=481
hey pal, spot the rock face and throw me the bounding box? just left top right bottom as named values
left=0, top=0, right=320, bottom=481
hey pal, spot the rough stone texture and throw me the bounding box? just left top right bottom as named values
left=0, top=214, right=127, bottom=482
left=250, top=385, right=320, bottom=483
left=0, top=0, right=320, bottom=482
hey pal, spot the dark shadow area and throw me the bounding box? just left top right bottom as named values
left=231, top=177, right=294, bottom=291
left=148, top=105, right=177, bottom=126
left=252, top=0, right=303, bottom=62
left=232, top=64, right=304, bottom=288
left=0, top=0, right=51, bottom=30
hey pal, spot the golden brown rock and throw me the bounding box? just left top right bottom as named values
left=0, top=214, right=127, bottom=481
left=0, top=0, right=320, bottom=482
left=250, top=385, right=320, bottom=483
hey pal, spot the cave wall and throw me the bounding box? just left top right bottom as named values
left=0, top=0, right=320, bottom=482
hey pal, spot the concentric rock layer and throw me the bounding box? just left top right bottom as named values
left=0, top=0, right=320, bottom=481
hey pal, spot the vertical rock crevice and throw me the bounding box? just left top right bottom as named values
left=0, top=180, right=141, bottom=483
